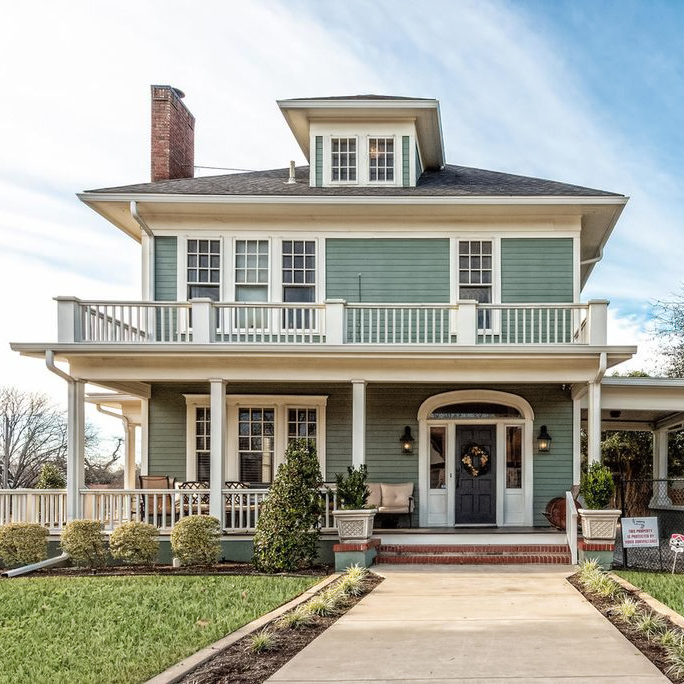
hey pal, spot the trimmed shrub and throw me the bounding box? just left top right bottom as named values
left=170, top=515, right=221, bottom=566
left=61, top=520, right=107, bottom=567
left=252, top=438, right=323, bottom=572
left=35, top=463, right=66, bottom=489
left=109, top=522, right=159, bottom=565
left=335, top=465, right=369, bottom=509
left=0, top=522, right=48, bottom=568
left=580, top=462, right=615, bottom=509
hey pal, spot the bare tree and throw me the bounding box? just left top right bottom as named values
left=1, top=387, right=67, bottom=488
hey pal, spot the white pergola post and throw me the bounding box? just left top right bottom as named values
left=66, top=379, right=85, bottom=521
left=209, top=379, right=227, bottom=522
left=352, top=380, right=366, bottom=468
left=587, top=381, right=602, bottom=465
left=123, top=420, right=138, bottom=490
left=650, top=427, right=672, bottom=506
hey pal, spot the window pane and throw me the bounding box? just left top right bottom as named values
left=430, top=427, right=446, bottom=489
left=506, top=426, right=522, bottom=489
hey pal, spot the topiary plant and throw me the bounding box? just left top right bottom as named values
left=252, top=438, right=323, bottom=572
left=335, top=465, right=370, bottom=509
left=580, top=462, right=616, bottom=509
left=170, top=515, right=221, bottom=566
left=0, top=522, right=49, bottom=568
left=61, top=520, right=107, bottom=567
left=109, top=521, right=159, bottom=565
left=35, top=463, right=66, bottom=489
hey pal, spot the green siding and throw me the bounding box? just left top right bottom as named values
left=315, top=136, right=323, bottom=187
left=501, top=238, right=573, bottom=303
left=154, top=236, right=178, bottom=301
left=148, top=384, right=189, bottom=481
left=402, top=135, right=410, bottom=187
left=326, top=238, right=450, bottom=303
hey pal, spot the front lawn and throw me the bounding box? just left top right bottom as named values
left=0, top=574, right=320, bottom=684
left=614, top=570, right=684, bottom=616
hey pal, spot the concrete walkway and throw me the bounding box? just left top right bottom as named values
left=267, top=565, right=668, bottom=683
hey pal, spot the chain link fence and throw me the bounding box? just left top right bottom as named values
left=612, top=477, right=684, bottom=571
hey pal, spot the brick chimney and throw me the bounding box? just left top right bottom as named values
left=150, top=85, right=195, bottom=182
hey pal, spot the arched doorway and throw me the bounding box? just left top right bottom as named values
left=417, top=390, right=535, bottom=527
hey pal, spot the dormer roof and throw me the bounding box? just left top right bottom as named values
left=277, top=95, right=445, bottom=170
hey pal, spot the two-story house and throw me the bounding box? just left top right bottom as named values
left=10, top=86, right=684, bottom=564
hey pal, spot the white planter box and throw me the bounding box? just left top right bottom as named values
left=332, top=509, right=377, bottom=542
left=578, top=508, right=621, bottom=541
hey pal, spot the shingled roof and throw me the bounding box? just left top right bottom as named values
left=85, top=164, right=622, bottom=198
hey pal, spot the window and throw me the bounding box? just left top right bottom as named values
left=331, top=137, right=357, bottom=181
left=459, top=240, right=493, bottom=328
left=282, top=240, right=315, bottom=328
left=287, top=408, right=318, bottom=444
left=238, top=408, right=275, bottom=483
left=506, top=425, right=522, bottom=489
left=429, top=426, right=446, bottom=489
left=368, top=137, right=394, bottom=182
left=195, top=407, right=211, bottom=481
left=187, top=239, right=220, bottom=300
left=235, top=240, right=269, bottom=328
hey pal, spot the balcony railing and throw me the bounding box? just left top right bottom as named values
left=0, top=487, right=339, bottom=534
left=56, top=297, right=608, bottom=346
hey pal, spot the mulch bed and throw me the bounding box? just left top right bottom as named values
left=177, top=573, right=383, bottom=684
left=567, top=573, right=682, bottom=683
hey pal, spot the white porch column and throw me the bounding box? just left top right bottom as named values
left=66, top=379, right=85, bottom=521
left=587, top=381, right=602, bottom=466
left=572, top=398, right=581, bottom=487
left=123, top=420, right=137, bottom=490
left=209, top=379, right=227, bottom=522
left=650, top=428, right=671, bottom=506
left=351, top=380, right=366, bottom=468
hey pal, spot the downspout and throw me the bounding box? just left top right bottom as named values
left=131, top=201, right=155, bottom=302
left=2, top=553, right=70, bottom=578
left=580, top=244, right=604, bottom=268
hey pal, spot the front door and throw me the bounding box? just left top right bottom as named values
left=455, top=425, right=496, bottom=525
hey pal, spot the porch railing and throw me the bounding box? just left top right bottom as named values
left=565, top=491, right=578, bottom=565
left=56, top=297, right=608, bottom=347
left=0, top=487, right=339, bottom=534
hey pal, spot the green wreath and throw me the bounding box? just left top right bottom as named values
left=461, top=443, right=490, bottom=477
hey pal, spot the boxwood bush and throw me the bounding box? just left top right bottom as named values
left=109, top=521, right=159, bottom=565
left=580, top=462, right=615, bottom=509
left=0, top=522, right=48, bottom=568
left=253, top=438, right=323, bottom=572
left=170, top=515, right=221, bottom=566
left=61, top=520, right=107, bottom=567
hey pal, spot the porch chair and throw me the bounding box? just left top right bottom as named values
left=138, top=475, right=174, bottom=524
left=224, top=481, right=253, bottom=528
left=176, top=480, right=210, bottom=516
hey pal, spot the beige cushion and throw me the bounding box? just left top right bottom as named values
left=381, top=482, right=413, bottom=508
left=379, top=505, right=410, bottom=514
left=367, top=483, right=382, bottom=508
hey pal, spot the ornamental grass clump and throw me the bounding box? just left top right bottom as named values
left=249, top=629, right=277, bottom=653
left=306, top=589, right=342, bottom=617
left=338, top=563, right=368, bottom=597
left=109, top=522, right=159, bottom=565
left=0, top=522, right=48, bottom=568
left=665, top=635, right=684, bottom=679
left=170, top=515, right=221, bottom=566
left=253, top=438, right=323, bottom=573
left=634, top=610, right=667, bottom=640
left=615, top=597, right=639, bottom=622
left=276, top=604, right=314, bottom=630
left=61, top=520, right=107, bottom=567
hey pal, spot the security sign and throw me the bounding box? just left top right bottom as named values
left=621, top=517, right=660, bottom=548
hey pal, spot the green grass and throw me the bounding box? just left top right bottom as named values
left=0, top=574, right=320, bottom=684
left=615, top=571, right=684, bottom=617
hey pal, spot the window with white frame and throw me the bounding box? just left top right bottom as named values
left=282, top=240, right=316, bottom=328
left=238, top=408, right=275, bottom=483
left=368, top=137, right=394, bottom=182
left=458, top=240, right=493, bottom=328
left=331, top=137, right=357, bottom=182
left=235, top=240, right=269, bottom=302
left=187, top=239, right=221, bottom=300
left=195, top=406, right=211, bottom=481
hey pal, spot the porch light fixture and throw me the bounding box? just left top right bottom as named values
left=537, top=425, right=552, bottom=453
left=400, top=426, right=415, bottom=454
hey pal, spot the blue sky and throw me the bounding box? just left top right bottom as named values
left=1, top=0, right=683, bottom=426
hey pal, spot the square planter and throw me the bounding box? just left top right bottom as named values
left=332, top=509, right=377, bottom=543
left=577, top=508, right=621, bottom=541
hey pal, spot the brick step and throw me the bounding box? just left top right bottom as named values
left=376, top=543, right=572, bottom=565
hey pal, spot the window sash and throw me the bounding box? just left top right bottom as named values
left=331, top=137, right=357, bottom=182
left=368, top=137, right=395, bottom=182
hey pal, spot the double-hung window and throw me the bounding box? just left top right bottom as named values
left=368, top=137, right=394, bottom=182
left=459, top=240, right=493, bottom=329
left=187, top=239, right=220, bottom=301
left=331, top=137, right=357, bottom=182
left=235, top=239, right=269, bottom=329
left=194, top=406, right=211, bottom=481
left=282, top=240, right=316, bottom=328
left=238, top=407, right=275, bottom=483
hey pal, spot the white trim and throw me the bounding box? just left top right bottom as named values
left=417, top=389, right=535, bottom=528
left=351, top=380, right=366, bottom=468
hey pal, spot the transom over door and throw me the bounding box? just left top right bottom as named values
left=455, top=425, right=496, bottom=525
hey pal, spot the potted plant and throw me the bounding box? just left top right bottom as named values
left=578, top=462, right=621, bottom=541
left=332, top=464, right=377, bottom=543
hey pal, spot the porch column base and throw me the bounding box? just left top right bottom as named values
left=333, top=537, right=380, bottom=571
left=578, top=538, right=615, bottom=570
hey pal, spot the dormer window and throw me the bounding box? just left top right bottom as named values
left=331, top=137, right=357, bottom=182
left=369, top=137, right=394, bottom=182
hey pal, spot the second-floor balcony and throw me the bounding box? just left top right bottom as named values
left=56, top=297, right=609, bottom=347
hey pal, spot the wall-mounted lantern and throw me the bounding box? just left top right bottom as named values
left=537, top=425, right=552, bottom=453
left=400, top=426, right=415, bottom=454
